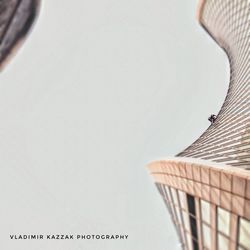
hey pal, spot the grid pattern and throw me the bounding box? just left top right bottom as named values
left=148, top=0, right=249, bottom=249
left=148, top=160, right=250, bottom=219
left=147, top=158, right=250, bottom=249
left=177, top=0, right=250, bottom=168
left=148, top=158, right=250, bottom=250
left=156, top=182, right=250, bottom=250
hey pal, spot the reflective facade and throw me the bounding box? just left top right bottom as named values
left=148, top=0, right=250, bottom=249
left=150, top=160, right=250, bottom=250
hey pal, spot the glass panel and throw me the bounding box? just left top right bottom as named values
left=179, top=190, right=187, bottom=210
left=171, top=187, right=179, bottom=206
left=187, top=194, right=196, bottom=216
left=201, top=200, right=210, bottom=224
left=182, top=211, right=190, bottom=231
left=176, top=207, right=182, bottom=225
left=190, top=216, right=198, bottom=240
left=218, top=234, right=230, bottom=250
left=192, top=239, right=199, bottom=250
left=186, top=233, right=193, bottom=250
left=202, top=223, right=211, bottom=249
left=161, top=185, right=167, bottom=199
left=218, top=207, right=230, bottom=236
left=163, top=199, right=172, bottom=215
left=239, top=218, right=250, bottom=249
left=164, top=185, right=171, bottom=200
left=180, top=227, right=186, bottom=246
left=169, top=203, right=177, bottom=222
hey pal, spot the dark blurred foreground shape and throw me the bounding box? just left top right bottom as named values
left=0, top=0, right=40, bottom=70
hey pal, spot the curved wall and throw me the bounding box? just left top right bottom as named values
left=148, top=1, right=250, bottom=249
left=178, top=0, right=250, bottom=168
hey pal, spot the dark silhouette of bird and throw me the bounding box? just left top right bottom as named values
left=208, top=114, right=217, bottom=124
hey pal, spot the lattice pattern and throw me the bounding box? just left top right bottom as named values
left=148, top=159, right=250, bottom=250
left=178, top=0, right=250, bottom=168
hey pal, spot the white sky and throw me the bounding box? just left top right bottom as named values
left=0, top=0, right=229, bottom=249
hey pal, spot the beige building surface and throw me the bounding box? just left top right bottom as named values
left=148, top=0, right=250, bottom=249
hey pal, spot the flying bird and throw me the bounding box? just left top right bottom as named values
left=0, top=0, right=40, bottom=70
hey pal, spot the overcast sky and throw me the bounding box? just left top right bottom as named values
left=0, top=0, right=229, bottom=249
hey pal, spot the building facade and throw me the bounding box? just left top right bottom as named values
left=147, top=0, right=250, bottom=249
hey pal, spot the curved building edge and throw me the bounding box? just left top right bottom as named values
left=147, top=157, right=250, bottom=249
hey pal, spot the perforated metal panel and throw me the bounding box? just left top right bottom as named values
left=178, top=0, right=250, bottom=168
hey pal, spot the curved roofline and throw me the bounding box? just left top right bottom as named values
left=147, top=157, right=250, bottom=220
left=147, top=157, right=250, bottom=178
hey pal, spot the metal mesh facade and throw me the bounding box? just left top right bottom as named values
left=178, top=0, right=250, bottom=168
left=148, top=0, right=250, bottom=249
